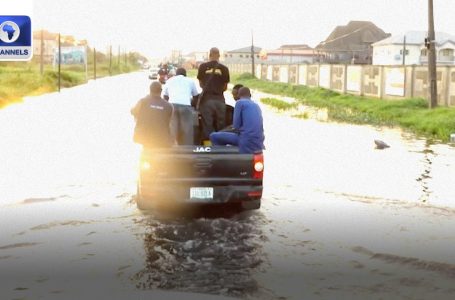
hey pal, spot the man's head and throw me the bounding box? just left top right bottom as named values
left=232, top=84, right=244, bottom=100
left=209, top=47, right=220, bottom=61
left=176, top=67, right=187, bottom=76
left=149, top=81, right=162, bottom=96
left=237, top=87, right=251, bottom=99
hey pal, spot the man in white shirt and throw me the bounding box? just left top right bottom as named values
left=162, top=67, right=199, bottom=145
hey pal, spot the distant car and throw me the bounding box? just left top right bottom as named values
left=148, top=67, right=160, bottom=80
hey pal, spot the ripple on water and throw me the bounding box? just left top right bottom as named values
left=132, top=208, right=267, bottom=298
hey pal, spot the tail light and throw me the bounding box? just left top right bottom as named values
left=253, top=153, right=264, bottom=179
left=141, top=161, right=151, bottom=171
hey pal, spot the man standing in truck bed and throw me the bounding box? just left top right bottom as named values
left=197, top=47, right=230, bottom=143
left=162, top=67, right=199, bottom=145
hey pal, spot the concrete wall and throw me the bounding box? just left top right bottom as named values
left=226, top=62, right=455, bottom=106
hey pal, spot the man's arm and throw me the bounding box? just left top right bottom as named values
left=131, top=99, right=142, bottom=118
left=222, top=66, right=230, bottom=91
left=197, top=65, right=204, bottom=88
left=162, top=84, right=169, bottom=101
left=233, top=101, right=242, bottom=130
left=190, top=80, right=199, bottom=96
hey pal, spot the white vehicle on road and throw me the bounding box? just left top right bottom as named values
left=148, top=67, right=160, bottom=80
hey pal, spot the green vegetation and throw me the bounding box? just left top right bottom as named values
left=187, top=69, right=198, bottom=78
left=232, top=73, right=455, bottom=142
left=261, top=97, right=298, bottom=110
left=0, top=53, right=141, bottom=109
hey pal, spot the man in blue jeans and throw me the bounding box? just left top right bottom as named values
left=209, top=87, right=265, bottom=154
left=162, top=67, right=199, bottom=145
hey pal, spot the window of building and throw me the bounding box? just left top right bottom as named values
left=239, top=54, right=243, bottom=58
left=440, top=49, right=454, bottom=56
left=246, top=55, right=249, bottom=58
left=421, top=49, right=428, bottom=56
left=400, top=49, right=409, bottom=55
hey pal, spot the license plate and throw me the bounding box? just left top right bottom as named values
left=189, top=187, right=213, bottom=201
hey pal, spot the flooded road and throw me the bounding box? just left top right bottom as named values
left=1, top=71, right=455, bottom=300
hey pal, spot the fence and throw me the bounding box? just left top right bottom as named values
left=226, top=63, right=455, bottom=107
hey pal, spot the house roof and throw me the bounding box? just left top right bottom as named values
left=227, top=46, right=262, bottom=53
left=278, top=44, right=312, bottom=50
left=373, top=31, right=455, bottom=46
left=267, top=49, right=314, bottom=56
left=33, top=30, right=58, bottom=40
left=316, top=21, right=390, bottom=51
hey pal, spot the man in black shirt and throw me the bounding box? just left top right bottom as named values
left=197, top=47, right=230, bottom=143
left=131, top=81, right=174, bottom=148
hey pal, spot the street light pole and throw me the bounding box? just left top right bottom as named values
left=428, top=0, right=438, bottom=108
left=40, top=29, right=44, bottom=76
left=251, top=30, right=255, bottom=77
left=58, top=33, right=61, bottom=92
left=402, top=35, right=406, bottom=65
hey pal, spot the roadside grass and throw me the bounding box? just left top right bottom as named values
left=0, top=61, right=139, bottom=109
left=232, top=73, right=455, bottom=142
left=260, top=97, right=299, bottom=110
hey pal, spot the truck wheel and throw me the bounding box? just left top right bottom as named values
left=240, top=200, right=261, bottom=210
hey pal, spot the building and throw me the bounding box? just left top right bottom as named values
left=182, top=51, right=209, bottom=68
left=316, top=21, right=390, bottom=64
left=372, top=31, right=455, bottom=65
left=263, top=44, right=314, bottom=64
left=166, top=49, right=182, bottom=65
left=33, top=30, right=87, bottom=63
left=223, top=46, right=262, bottom=63
left=32, top=30, right=58, bottom=63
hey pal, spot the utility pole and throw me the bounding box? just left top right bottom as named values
left=58, top=33, right=61, bottom=92
left=118, top=45, right=121, bottom=67
left=109, top=45, right=112, bottom=76
left=40, top=29, right=44, bottom=76
left=251, top=30, right=255, bottom=77
left=428, top=0, right=438, bottom=108
left=402, top=35, right=407, bottom=65
left=94, top=48, right=97, bottom=80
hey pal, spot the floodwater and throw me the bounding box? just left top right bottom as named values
left=1, top=71, right=455, bottom=300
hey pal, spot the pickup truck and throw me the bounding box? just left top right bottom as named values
left=136, top=105, right=264, bottom=211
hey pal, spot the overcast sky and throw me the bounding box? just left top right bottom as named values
left=4, top=0, right=455, bottom=59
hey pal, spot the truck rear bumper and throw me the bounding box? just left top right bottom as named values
left=139, top=183, right=262, bottom=205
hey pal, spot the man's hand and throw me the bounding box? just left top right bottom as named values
left=219, top=125, right=238, bottom=133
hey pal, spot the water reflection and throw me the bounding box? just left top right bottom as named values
left=416, top=141, right=435, bottom=203
left=132, top=206, right=267, bottom=298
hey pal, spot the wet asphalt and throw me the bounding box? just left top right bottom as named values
left=1, top=71, right=455, bottom=300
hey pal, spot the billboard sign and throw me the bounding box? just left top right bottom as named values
left=54, top=46, right=86, bottom=65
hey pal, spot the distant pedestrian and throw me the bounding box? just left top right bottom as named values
left=131, top=81, right=174, bottom=148
left=158, top=64, right=168, bottom=84
left=162, top=67, right=199, bottom=145
left=210, top=87, right=265, bottom=154
left=197, top=47, right=230, bottom=143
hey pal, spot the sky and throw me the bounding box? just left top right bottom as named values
left=3, top=0, right=455, bottom=60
